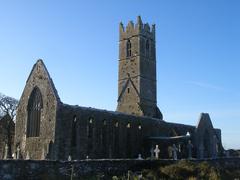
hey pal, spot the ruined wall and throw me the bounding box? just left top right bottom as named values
left=15, top=60, right=60, bottom=160
left=55, top=104, right=169, bottom=160
left=54, top=104, right=222, bottom=160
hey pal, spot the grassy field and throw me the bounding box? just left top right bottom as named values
left=110, top=160, right=240, bottom=180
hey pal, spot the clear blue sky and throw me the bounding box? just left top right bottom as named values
left=0, top=0, right=239, bottom=149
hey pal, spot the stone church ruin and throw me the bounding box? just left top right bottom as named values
left=14, top=17, right=223, bottom=160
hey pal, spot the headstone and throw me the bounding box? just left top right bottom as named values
left=26, top=151, right=30, bottom=160
left=68, top=155, right=72, bottom=161
left=154, top=145, right=160, bottom=159
left=172, top=144, right=178, bottom=160
left=137, top=154, right=143, bottom=160
left=4, top=144, right=8, bottom=159
left=187, top=140, right=193, bottom=159
left=150, top=146, right=154, bottom=159
left=16, top=146, right=20, bottom=159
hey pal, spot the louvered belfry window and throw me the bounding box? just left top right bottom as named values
left=27, top=87, right=43, bottom=137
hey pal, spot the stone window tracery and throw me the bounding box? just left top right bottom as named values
left=27, top=87, right=43, bottom=137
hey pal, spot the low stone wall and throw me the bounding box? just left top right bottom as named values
left=0, top=158, right=239, bottom=180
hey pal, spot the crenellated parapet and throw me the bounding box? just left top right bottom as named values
left=119, top=16, right=155, bottom=41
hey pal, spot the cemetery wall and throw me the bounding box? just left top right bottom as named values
left=0, top=158, right=240, bottom=180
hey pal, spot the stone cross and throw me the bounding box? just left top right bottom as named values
left=4, top=144, right=8, bottom=159
left=26, top=151, right=30, bottom=160
left=16, top=146, right=20, bottom=159
left=154, top=145, right=160, bottom=159
left=150, top=146, right=154, bottom=159
left=187, top=140, right=193, bottom=159
left=172, top=144, right=178, bottom=160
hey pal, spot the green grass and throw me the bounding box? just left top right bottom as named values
left=111, top=160, right=240, bottom=180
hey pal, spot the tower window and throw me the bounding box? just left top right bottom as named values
left=146, top=40, right=150, bottom=57
left=126, top=39, right=132, bottom=57
left=127, top=88, right=130, bottom=93
left=27, top=87, right=43, bottom=137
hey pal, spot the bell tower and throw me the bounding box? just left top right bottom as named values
left=117, top=16, right=162, bottom=119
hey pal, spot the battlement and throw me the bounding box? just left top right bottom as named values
left=119, top=16, right=155, bottom=40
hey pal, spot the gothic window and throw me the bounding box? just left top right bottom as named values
left=27, top=87, right=43, bottom=137
left=87, top=118, right=93, bottom=139
left=126, top=122, right=131, bottom=157
left=71, top=115, right=77, bottom=147
left=126, top=39, right=132, bottom=57
left=101, top=120, right=107, bottom=156
left=114, top=121, right=119, bottom=158
left=138, top=124, right=142, bottom=130
left=87, top=117, right=94, bottom=154
left=146, top=39, right=150, bottom=57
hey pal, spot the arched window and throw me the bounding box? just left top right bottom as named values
left=87, top=117, right=94, bottom=155
left=146, top=39, right=150, bottom=57
left=126, top=122, right=131, bottom=157
left=126, top=39, right=132, bottom=57
left=101, top=120, right=107, bottom=157
left=114, top=121, right=119, bottom=158
left=27, top=87, right=43, bottom=137
left=71, top=115, right=77, bottom=147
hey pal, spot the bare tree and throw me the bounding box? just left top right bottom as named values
left=0, top=93, right=18, bottom=119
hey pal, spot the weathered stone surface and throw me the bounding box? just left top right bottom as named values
left=15, top=60, right=61, bottom=160
left=117, top=16, right=160, bottom=118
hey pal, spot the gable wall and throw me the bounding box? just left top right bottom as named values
left=15, top=60, right=59, bottom=160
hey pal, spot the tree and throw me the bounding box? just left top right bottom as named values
left=0, top=92, right=18, bottom=119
